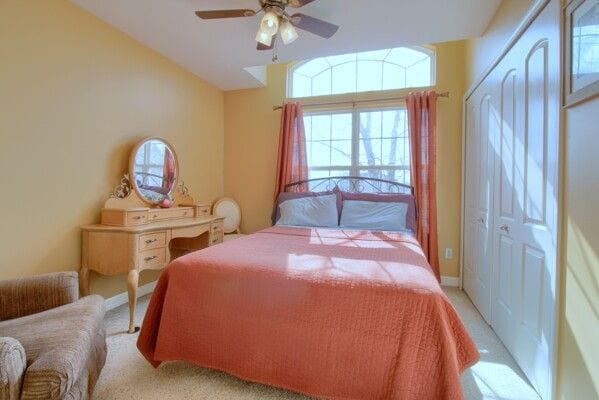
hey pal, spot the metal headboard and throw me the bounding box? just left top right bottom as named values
left=284, top=176, right=414, bottom=195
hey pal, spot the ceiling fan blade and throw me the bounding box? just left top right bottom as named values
left=257, top=34, right=277, bottom=51
left=287, top=0, right=317, bottom=7
left=195, top=9, right=255, bottom=19
left=290, top=13, right=339, bottom=39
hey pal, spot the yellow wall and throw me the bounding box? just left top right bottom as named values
left=465, top=0, right=534, bottom=89
left=224, top=40, right=467, bottom=278
left=0, top=0, right=224, bottom=298
left=558, top=99, right=599, bottom=399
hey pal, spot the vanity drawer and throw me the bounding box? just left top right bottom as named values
left=195, top=205, right=210, bottom=217
left=148, top=207, right=194, bottom=222
left=139, top=232, right=167, bottom=251
left=138, top=248, right=166, bottom=269
left=126, top=211, right=149, bottom=226
left=101, top=208, right=149, bottom=226
left=210, top=233, right=223, bottom=246
left=211, top=221, right=224, bottom=234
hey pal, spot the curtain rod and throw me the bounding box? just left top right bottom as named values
left=272, top=91, right=449, bottom=111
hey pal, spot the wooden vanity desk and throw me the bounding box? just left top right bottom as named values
left=81, top=137, right=223, bottom=333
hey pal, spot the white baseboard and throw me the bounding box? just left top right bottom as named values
left=441, top=276, right=460, bottom=287
left=104, top=281, right=157, bottom=311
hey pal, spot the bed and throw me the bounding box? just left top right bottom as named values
left=137, top=177, right=479, bottom=400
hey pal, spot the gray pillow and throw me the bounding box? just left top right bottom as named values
left=340, top=200, right=408, bottom=231
left=276, top=194, right=339, bottom=228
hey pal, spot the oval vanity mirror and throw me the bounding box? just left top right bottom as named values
left=129, top=137, right=178, bottom=205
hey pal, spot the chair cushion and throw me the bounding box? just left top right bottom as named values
left=0, top=296, right=106, bottom=400
left=0, top=337, right=26, bottom=400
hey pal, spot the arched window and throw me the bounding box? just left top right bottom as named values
left=289, top=46, right=435, bottom=98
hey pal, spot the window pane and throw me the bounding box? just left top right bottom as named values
left=310, top=115, right=331, bottom=141
left=303, top=115, right=313, bottom=141
left=306, top=112, right=351, bottom=172
left=312, top=69, right=332, bottom=96
left=357, top=61, right=383, bottom=92
left=331, top=62, right=357, bottom=95
left=382, top=63, right=406, bottom=91
left=308, top=141, right=331, bottom=167
left=383, top=110, right=407, bottom=137
left=359, top=138, right=382, bottom=166
left=331, top=113, right=352, bottom=140
left=359, top=111, right=383, bottom=140
left=292, top=73, right=311, bottom=98
left=330, top=140, right=352, bottom=166
left=406, top=57, right=432, bottom=88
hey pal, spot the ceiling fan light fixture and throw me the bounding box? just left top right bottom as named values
left=260, top=11, right=279, bottom=36
left=255, top=27, right=273, bottom=46
left=279, top=20, right=298, bottom=44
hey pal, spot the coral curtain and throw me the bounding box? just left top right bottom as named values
left=407, top=91, right=440, bottom=281
left=274, top=102, right=308, bottom=198
left=162, top=149, right=176, bottom=190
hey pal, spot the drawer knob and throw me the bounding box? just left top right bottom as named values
left=145, top=238, right=158, bottom=244
left=144, top=255, right=158, bottom=262
left=132, top=216, right=143, bottom=220
left=153, top=215, right=158, bottom=219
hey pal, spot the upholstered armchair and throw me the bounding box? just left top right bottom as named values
left=0, top=272, right=106, bottom=400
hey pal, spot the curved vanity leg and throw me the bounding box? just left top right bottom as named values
left=127, top=269, right=140, bottom=334
left=79, top=267, right=90, bottom=297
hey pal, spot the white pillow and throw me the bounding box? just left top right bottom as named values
left=340, top=200, right=408, bottom=231
left=276, top=194, right=339, bottom=228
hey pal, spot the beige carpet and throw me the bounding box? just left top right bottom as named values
left=93, top=288, right=541, bottom=400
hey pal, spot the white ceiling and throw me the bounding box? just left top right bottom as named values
left=70, top=0, right=502, bottom=91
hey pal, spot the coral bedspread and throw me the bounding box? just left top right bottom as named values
left=137, top=226, right=478, bottom=400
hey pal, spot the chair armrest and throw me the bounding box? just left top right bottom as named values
left=0, top=272, right=79, bottom=320
left=0, top=337, right=26, bottom=400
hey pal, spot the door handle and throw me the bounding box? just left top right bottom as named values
left=499, top=225, right=510, bottom=234
left=477, top=217, right=485, bottom=224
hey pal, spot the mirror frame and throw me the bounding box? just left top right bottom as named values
left=128, top=137, right=179, bottom=205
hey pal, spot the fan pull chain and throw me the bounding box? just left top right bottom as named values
left=272, top=34, right=279, bottom=63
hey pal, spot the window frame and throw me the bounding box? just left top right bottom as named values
left=304, top=103, right=411, bottom=185
left=287, top=45, right=436, bottom=99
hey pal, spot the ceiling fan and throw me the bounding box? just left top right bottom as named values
left=195, top=0, right=339, bottom=50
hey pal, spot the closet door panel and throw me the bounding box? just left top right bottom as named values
left=523, top=41, right=549, bottom=227
left=465, top=90, right=496, bottom=323
left=492, top=67, right=520, bottom=351
left=512, top=28, right=558, bottom=398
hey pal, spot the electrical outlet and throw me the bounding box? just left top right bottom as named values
left=445, top=248, right=453, bottom=260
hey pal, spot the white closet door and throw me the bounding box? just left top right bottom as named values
left=463, top=92, right=494, bottom=324
left=511, top=13, right=559, bottom=400
left=464, top=83, right=499, bottom=325
left=463, top=99, right=482, bottom=319
left=465, top=2, right=559, bottom=399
